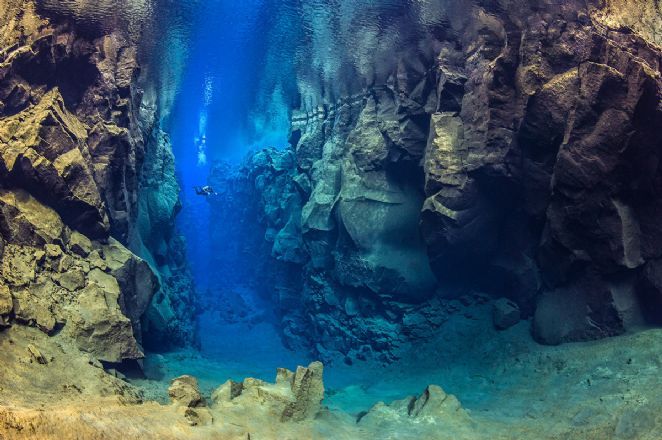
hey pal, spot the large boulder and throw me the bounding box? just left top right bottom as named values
left=0, top=90, right=109, bottom=238
left=168, top=375, right=206, bottom=408
left=358, top=384, right=473, bottom=437
left=0, top=188, right=151, bottom=362
left=211, top=361, right=325, bottom=423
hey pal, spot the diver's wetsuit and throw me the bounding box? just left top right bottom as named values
left=194, top=186, right=215, bottom=196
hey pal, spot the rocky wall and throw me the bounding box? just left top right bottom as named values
left=230, top=0, right=662, bottom=361
left=0, top=1, right=195, bottom=364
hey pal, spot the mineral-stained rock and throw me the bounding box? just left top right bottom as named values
left=168, top=375, right=205, bottom=408
left=0, top=189, right=65, bottom=247
left=0, top=90, right=109, bottom=238
left=0, top=0, right=196, bottom=361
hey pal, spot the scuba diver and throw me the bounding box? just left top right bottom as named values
left=194, top=185, right=217, bottom=196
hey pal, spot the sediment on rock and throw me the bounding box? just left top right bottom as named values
left=0, top=0, right=196, bottom=368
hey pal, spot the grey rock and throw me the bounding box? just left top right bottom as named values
left=492, top=298, right=520, bottom=330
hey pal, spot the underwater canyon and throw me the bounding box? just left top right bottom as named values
left=0, top=0, right=662, bottom=439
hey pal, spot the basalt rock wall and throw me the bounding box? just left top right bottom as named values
left=236, top=0, right=662, bottom=359
left=0, top=1, right=195, bottom=362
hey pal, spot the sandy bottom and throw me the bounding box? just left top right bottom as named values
left=127, top=303, right=662, bottom=439
left=2, top=303, right=661, bottom=439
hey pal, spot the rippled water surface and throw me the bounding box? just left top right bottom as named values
left=37, top=0, right=454, bottom=163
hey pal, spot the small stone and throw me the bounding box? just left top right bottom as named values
left=493, top=298, right=521, bottom=330
left=68, top=231, right=93, bottom=257
left=169, top=375, right=205, bottom=408
left=27, top=344, right=47, bottom=364
left=179, top=407, right=213, bottom=426
left=88, top=250, right=107, bottom=271
left=45, top=244, right=63, bottom=259
left=0, top=284, right=13, bottom=315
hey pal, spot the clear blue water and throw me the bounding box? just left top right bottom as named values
left=150, top=0, right=452, bottom=393
left=153, top=0, right=450, bottom=320
left=39, top=0, right=459, bottom=400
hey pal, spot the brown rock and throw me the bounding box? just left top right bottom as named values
left=168, top=375, right=205, bottom=408
left=26, top=343, right=47, bottom=364
left=68, top=231, right=93, bottom=257
left=281, top=361, right=324, bottom=422
left=492, top=298, right=521, bottom=330
left=0, top=284, right=12, bottom=316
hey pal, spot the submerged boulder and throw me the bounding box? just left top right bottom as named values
left=358, top=384, right=473, bottom=437
left=169, top=375, right=206, bottom=408
left=492, top=298, right=520, bottom=330
left=211, top=361, right=325, bottom=422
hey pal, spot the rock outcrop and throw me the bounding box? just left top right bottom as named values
left=207, top=149, right=450, bottom=362
left=211, top=361, right=325, bottom=423
left=233, top=0, right=662, bottom=356
left=358, top=384, right=471, bottom=433
left=0, top=0, right=196, bottom=369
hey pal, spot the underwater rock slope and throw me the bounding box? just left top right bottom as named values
left=0, top=0, right=195, bottom=368
left=219, top=0, right=662, bottom=360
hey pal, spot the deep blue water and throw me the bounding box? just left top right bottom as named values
left=157, top=0, right=449, bottom=313
left=41, top=0, right=452, bottom=365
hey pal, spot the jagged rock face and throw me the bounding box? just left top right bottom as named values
left=235, top=0, right=662, bottom=356
left=211, top=361, right=325, bottom=423
left=203, top=152, right=305, bottom=334
left=137, top=129, right=196, bottom=349
left=214, top=148, right=451, bottom=362
left=417, top=0, right=662, bottom=344
left=0, top=1, right=195, bottom=361
left=0, top=188, right=151, bottom=362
